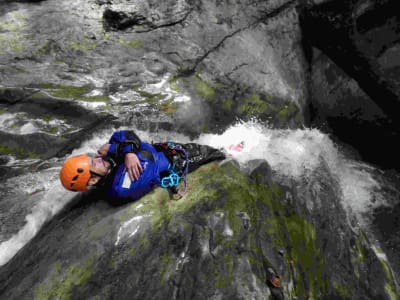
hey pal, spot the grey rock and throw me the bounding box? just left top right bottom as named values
left=0, top=0, right=399, bottom=299
left=301, top=0, right=400, bottom=169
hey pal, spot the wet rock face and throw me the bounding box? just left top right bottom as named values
left=102, top=0, right=192, bottom=31
left=0, top=162, right=394, bottom=300
left=0, top=87, right=118, bottom=180
left=300, top=0, right=400, bottom=169
left=0, top=0, right=307, bottom=137
left=103, top=8, right=148, bottom=30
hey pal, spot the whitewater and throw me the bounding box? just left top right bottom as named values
left=0, top=121, right=384, bottom=267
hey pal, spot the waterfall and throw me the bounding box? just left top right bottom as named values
left=197, top=121, right=384, bottom=222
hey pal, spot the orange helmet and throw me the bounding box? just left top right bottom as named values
left=60, top=154, right=91, bottom=192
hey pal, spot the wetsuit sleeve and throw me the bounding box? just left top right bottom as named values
left=107, top=130, right=141, bottom=159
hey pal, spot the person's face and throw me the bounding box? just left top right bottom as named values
left=87, top=156, right=110, bottom=186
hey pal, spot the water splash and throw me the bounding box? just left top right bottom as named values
left=196, top=121, right=383, bottom=220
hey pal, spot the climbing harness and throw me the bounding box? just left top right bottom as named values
left=155, top=142, right=189, bottom=197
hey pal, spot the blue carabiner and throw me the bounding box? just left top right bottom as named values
left=161, top=169, right=181, bottom=188
left=167, top=141, right=176, bottom=148
left=161, top=177, right=172, bottom=188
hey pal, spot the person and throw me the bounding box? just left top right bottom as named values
left=59, top=130, right=225, bottom=202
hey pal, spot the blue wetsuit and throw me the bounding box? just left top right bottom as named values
left=104, top=131, right=171, bottom=201
left=100, top=130, right=225, bottom=202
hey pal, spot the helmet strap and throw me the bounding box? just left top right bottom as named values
left=91, top=155, right=117, bottom=188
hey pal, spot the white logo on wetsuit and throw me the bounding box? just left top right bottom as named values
left=122, top=172, right=131, bottom=189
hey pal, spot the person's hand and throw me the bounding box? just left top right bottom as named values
left=125, top=153, right=143, bottom=181
left=97, top=144, right=110, bottom=157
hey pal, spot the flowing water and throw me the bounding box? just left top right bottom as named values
left=0, top=78, right=399, bottom=282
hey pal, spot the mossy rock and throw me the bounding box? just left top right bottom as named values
left=0, top=144, right=40, bottom=159
left=39, top=84, right=110, bottom=102
left=35, top=258, right=96, bottom=300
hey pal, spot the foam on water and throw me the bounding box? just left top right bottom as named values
left=196, top=121, right=383, bottom=219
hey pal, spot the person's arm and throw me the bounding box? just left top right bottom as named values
left=107, top=130, right=141, bottom=159
left=98, top=131, right=143, bottom=180
left=124, top=153, right=142, bottom=181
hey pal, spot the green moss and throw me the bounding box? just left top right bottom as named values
left=160, top=255, right=173, bottom=284
left=276, top=103, right=299, bottom=122
left=214, top=254, right=235, bottom=289
left=0, top=13, right=26, bottom=53
left=139, top=90, right=167, bottom=103
left=42, top=84, right=91, bottom=99
left=30, top=91, right=47, bottom=99
left=385, top=283, right=398, bottom=300
left=158, top=98, right=177, bottom=114
left=238, top=93, right=269, bottom=116
left=114, top=162, right=326, bottom=298
left=0, top=13, right=25, bottom=32
left=119, top=38, right=142, bottom=48
left=201, top=123, right=209, bottom=133
left=40, top=84, right=109, bottom=102
left=194, top=76, right=216, bottom=100
left=137, top=189, right=174, bottom=230
left=34, top=42, right=50, bottom=56
left=0, top=23, right=23, bottom=32
left=0, top=34, right=24, bottom=52
left=81, top=95, right=110, bottom=102
left=260, top=183, right=327, bottom=298
left=28, top=153, right=41, bottom=159
left=353, top=237, right=367, bottom=263
left=130, top=163, right=224, bottom=230
left=222, top=99, right=233, bottom=110
left=41, top=115, right=54, bottom=122
left=103, top=32, right=112, bottom=40
left=46, top=127, right=59, bottom=134
left=0, top=144, right=39, bottom=159
left=117, top=200, right=149, bottom=223
left=68, top=39, right=97, bottom=52
left=376, top=254, right=398, bottom=300
left=44, top=127, right=58, bottom=134
left=351, top=234, right=368, bottom=280
left=168, top=75, right=181, bottom=92
left=215, top=272, right=234, bottom=289
left=35, top=258, right=95, bottom=300
left=237, top=92, right=300, bottom=123
left=87, top=214, right=100, bottom=227
left=277, top=105, right=289, bottom=120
